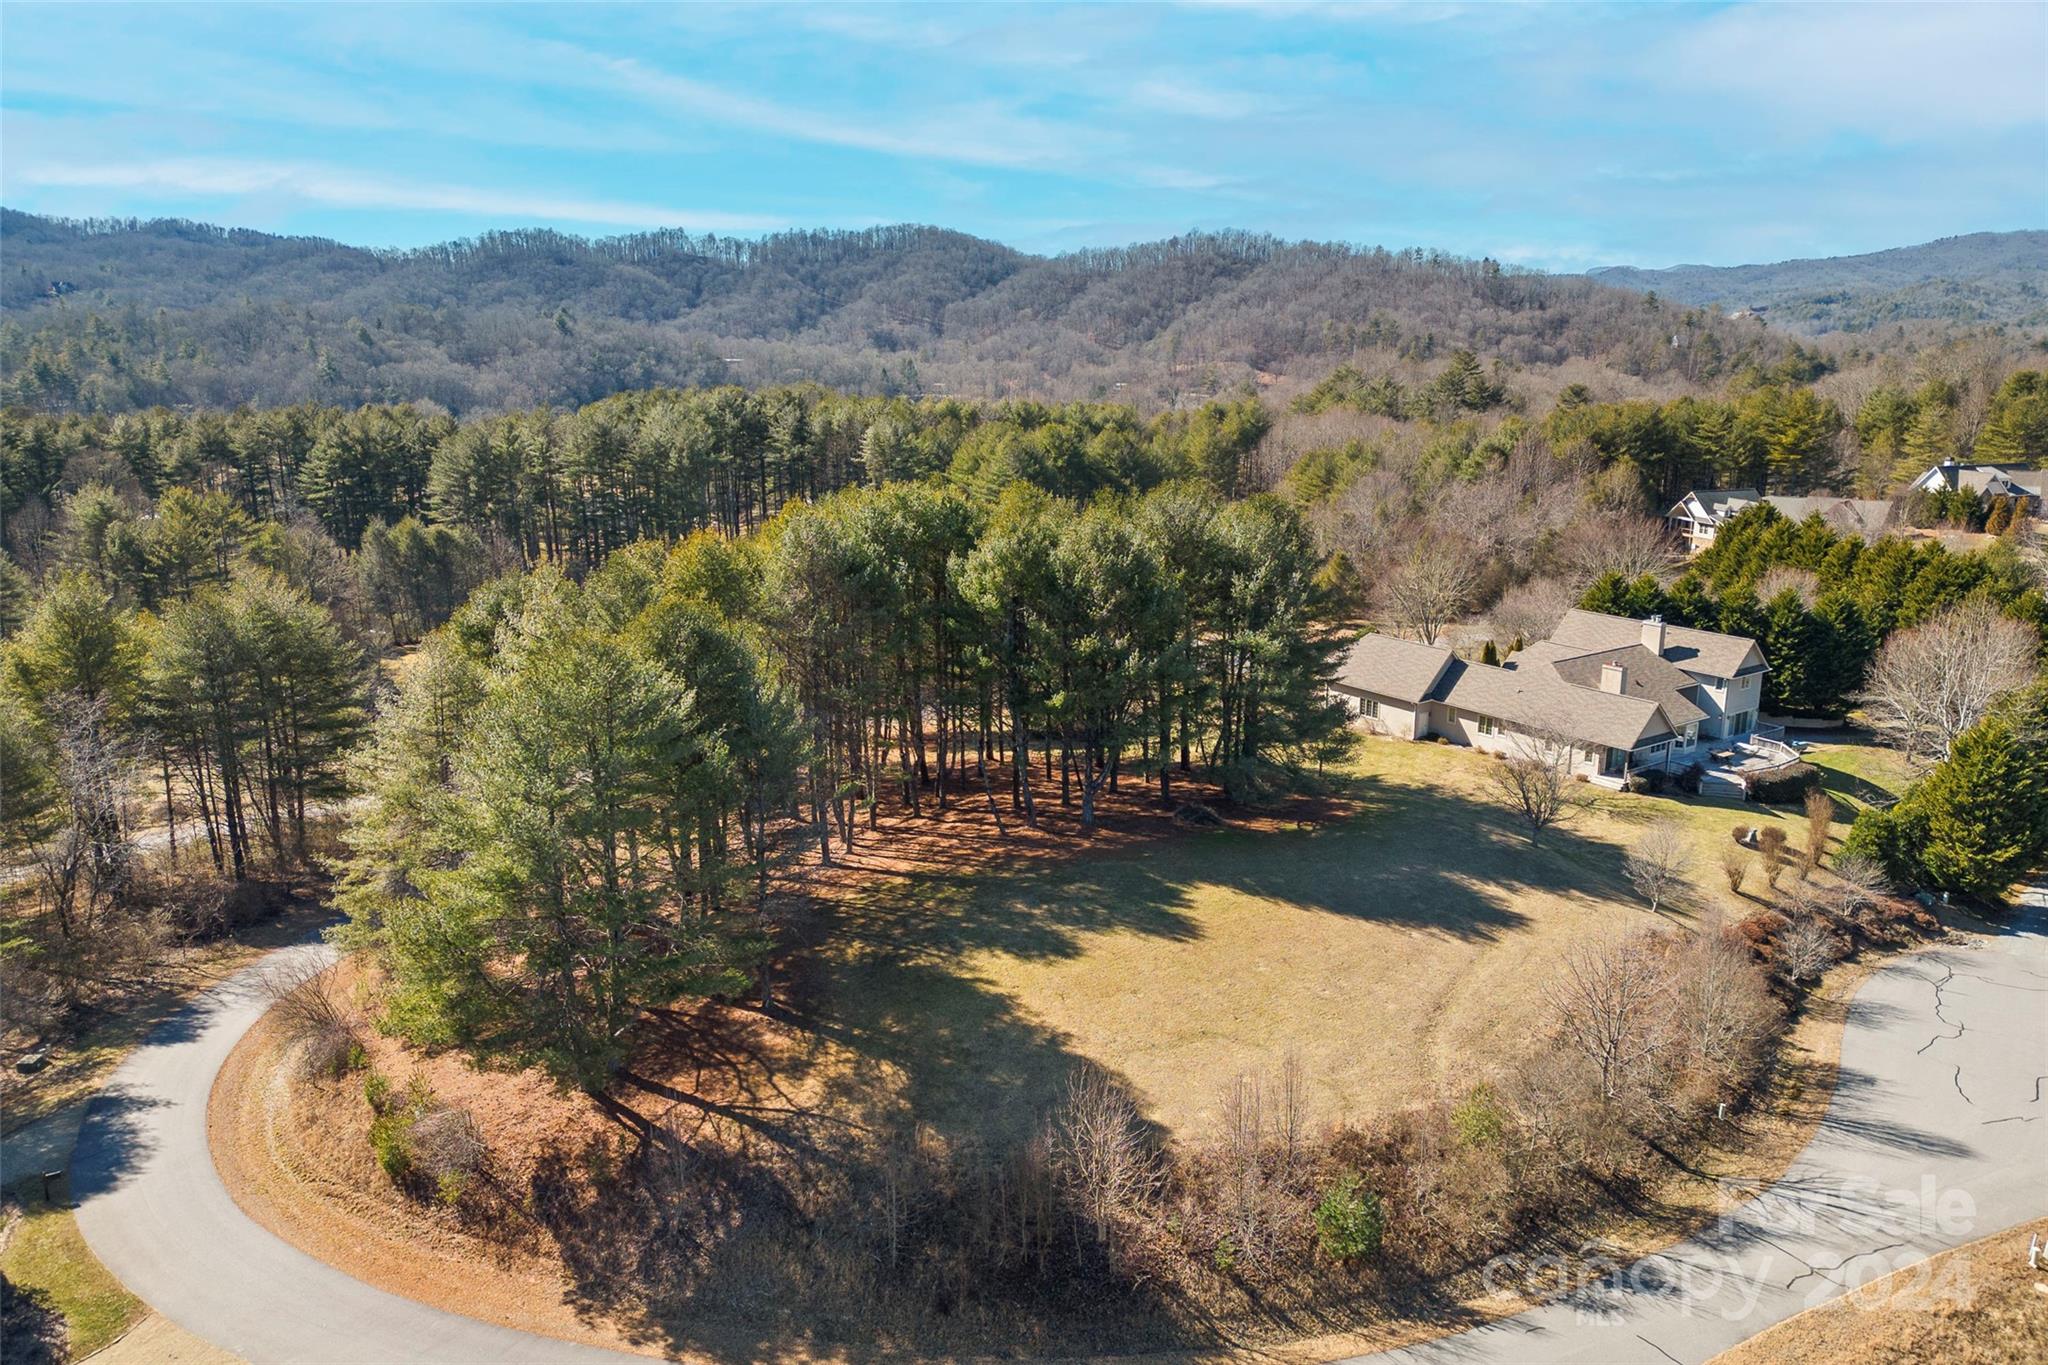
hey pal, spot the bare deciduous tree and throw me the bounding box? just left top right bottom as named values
left=1670, top=922, right=1780, bottom=1089
left=1052, top=1064, right=1160, bottom=1247
left=1489, top=576, right=1578, bottom=650
left=1484, top=729, right=1588, bottom=843
left=1862, top=600, right=2038, bottom=765
left=1380, top=538, right=1478, bottom=645
left=1754, top=565, right=1820, bottom=608
left=1828, top=851, right=1892, bottom=922
left=1624, top=821, right=1693, bottom=915
left=1774, top=914, right=1842, bottom=986
left=1557, top=514, right=1676, bottom=589
left=1544, top=930, right=1672, bottom=1100
left=1211, top=1057, right=1309, bottom=1271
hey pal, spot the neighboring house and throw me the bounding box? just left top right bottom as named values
left=1906, top=459, right=2043, bottom=511
left=1666, top=488, right=1896, bottom=554
left=1331, top=609, right=1768, bottom=787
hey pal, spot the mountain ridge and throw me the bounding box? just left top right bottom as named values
left=1587, top=229, right=2048, bottom=333
left=2, top=210, right=2032, bottom=415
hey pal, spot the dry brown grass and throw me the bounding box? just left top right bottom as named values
left=205, top=727, right=1945, bottom=1360
left=1710, top=1219, right=2048, bottom=1365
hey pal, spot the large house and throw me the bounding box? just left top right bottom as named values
left=1906, top=459, right=2043, bottom=511
left=1665, top=488, right=1896, bottom=554
left=1331, top=609, right=1768, bottom=787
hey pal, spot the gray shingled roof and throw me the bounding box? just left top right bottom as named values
left=1762, top=496, right=1897, bottom=537
left=1674, top=488, right=1761, bottom=519
left=1333, top=633, right=1454, bottom=705
left=1507, top=641, right=1709, bottom=728
left=1549, top=609, right=1764, bottom=681
left=1954, top=466, right=2043, bottom=498
left=1433, top=657, right=1674, bottom=751
left=1673, top=489, right=1895, bottom=537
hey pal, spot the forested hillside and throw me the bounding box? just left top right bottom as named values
left=2, top=211, right=1805, bottom=415
left=1590, top=231, right=2048, bottom=334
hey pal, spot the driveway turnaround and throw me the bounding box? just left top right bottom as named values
left=71, top=898, right=2047, bottom=1365
left=71, top=942, right=643, bottom=1364
left=1360, top=891, right=2048, bottom=1364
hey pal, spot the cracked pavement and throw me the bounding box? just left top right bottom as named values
left=1358, top=883, right=2048, bottom=1364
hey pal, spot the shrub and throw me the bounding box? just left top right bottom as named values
left=1757, top=825, right=1788, bottom=888
left=1623, top=768, right=1667, bottom=795
left=1745, top=762, right=1821, bottom=806
left=1733, top=910, right=1787, bottom=961
left=410, top=1106, right=484, bottom=1188
left=263, top=958, right=362, bottom=1080
left=1673, top=762, right=1704, bottom=795
left=1451, top=1085, right=1506, bottom=1148
left=363, top=1070, right=392, bottom=1113
left=1313, top=1173, right=1384, bottom=1263
left=369, top=1108, right=414, bottom=1180
left=300, top=1027, right=359, bottom=1080
left=1721, top=848, right=1749, bottom=893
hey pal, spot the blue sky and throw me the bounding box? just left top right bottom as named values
left=2, top=2, right=2042, bottom=270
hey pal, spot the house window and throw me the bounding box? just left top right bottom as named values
left=1361, top=696, right=1379, bottom=719
left=1476, top=714, right=1501, bottom=736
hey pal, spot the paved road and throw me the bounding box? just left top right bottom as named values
left=71, top=896, right=2047, bottom=1365
left=1359, top=887, right=2048, bottom=1364
left=71, top=942, right=643, bottom=1364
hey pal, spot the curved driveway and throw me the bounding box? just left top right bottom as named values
left=1360, top=889, right=2048, bottom=1364
left=71, top=942, right=642, bottom=1364
left=73, top=898, right=2046, bottom=1364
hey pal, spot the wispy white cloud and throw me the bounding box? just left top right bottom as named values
left=1133, top=166, right=1234, bottom=192
left=581, top=50, right=1083, bottom=170
left=1127, top=79, right=1259, bottom=121
left=1646, top=2, right=2047, bottom=137
left=15, top=158, right=785, bottom=232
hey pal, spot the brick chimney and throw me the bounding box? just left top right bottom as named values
left=1641, top=614, right=1666, bottom=655
left=1601, top=661, right=1628, bottom=694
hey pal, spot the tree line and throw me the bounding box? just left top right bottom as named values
left=3, top=389, right=1270, bottom=573
left=1578, top=502, right=2046, bottom=717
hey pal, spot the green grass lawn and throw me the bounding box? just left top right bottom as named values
left=1, top=1180, right=142, bottom=1359
left=1804, top=731, right=1915, bottom=812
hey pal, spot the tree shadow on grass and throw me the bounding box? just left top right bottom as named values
left=554, top=759, right=1666, bottom=1360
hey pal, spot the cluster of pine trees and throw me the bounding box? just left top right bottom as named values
left=2, top=388, right=1271, bottom=573
left=1580, top=502, right=2047, bottom=715
left=340, top=479, right=1344, bottom=1090
left=5, top=569, right=366, bottom=882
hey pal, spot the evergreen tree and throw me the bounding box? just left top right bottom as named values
left=1905, top=700, right=2048, bottom=900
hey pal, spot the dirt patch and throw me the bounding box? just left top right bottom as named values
left=84, top=1311, right=241, bottom=1364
